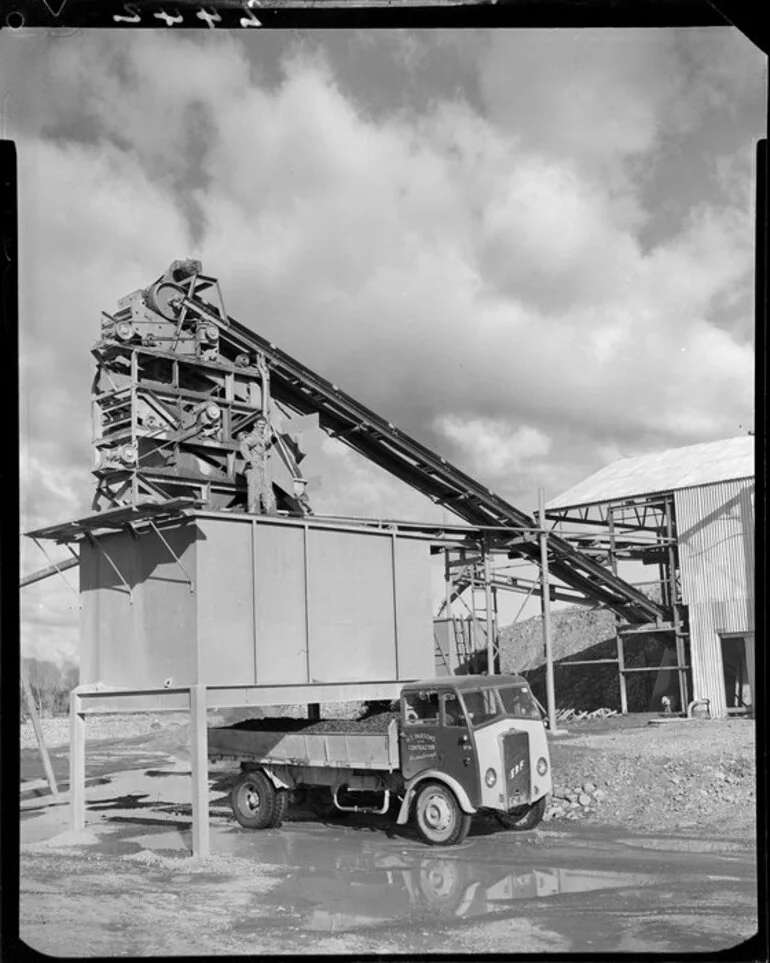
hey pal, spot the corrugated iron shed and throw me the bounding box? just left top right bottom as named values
left=547, top=436, right=754, bottom=510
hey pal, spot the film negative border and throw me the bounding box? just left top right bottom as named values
left=1, top=0, right=738, bottom=32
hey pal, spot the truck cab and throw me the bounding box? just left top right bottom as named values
left=397, top=674, right=552, bottom=845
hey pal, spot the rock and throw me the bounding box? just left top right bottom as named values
left=566, top=793, right=578, bottom=804
left=578, top=793, right=592, bottom=807
left=583, top=782, right=596, bottom=793
left=593, top=789, right=606, bottom=801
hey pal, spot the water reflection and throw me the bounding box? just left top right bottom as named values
left=252, top=850, right=644, bottom=932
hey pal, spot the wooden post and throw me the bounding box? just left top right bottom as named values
left=69, top=690, right=85, bottom=831
left=537, top=489, right=558, bottom=733
left=21, top=671, right=59, bottom=798
left=189, top=684, right=210, bottom=858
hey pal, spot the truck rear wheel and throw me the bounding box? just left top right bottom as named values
left=414, top=781, right=471, bottom=846
left=273, top=787, right=289, bottom=828
left=494, top=795, right=547, bottom=831
left=230, top=770, right=280, bottom=830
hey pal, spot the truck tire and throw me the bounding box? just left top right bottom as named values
left=273, top=788, right=290, bottom=828
left=414, top=781, right=472, bottom=846
left=230, top=770, right=279, bottom=830
left=494, top=795, right=547, bottom=831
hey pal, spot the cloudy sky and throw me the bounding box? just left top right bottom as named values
left=5, top=28, right=763, bottom=664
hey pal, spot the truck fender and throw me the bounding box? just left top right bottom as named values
left=241, top=763, right=293, bottom=792
left=396, top=770, right=477, bottom=825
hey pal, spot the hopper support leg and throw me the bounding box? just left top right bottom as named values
left=69, top=690, right=86, bottom=831
left=189, top=684, right=210, bottom=858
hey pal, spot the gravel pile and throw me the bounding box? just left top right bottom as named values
left=546, top=718, right=756, bottom=835
left=228, top=710, right=400, bottom=735
left=546, top=781, right=606, bottom=821
left=500, top=606, right=679, bottom=713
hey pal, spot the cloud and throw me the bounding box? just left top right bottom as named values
left=435, top=417, right=552, bottom=482
left=4, top=29, right=760, bottom=662
left=312, top=437, right=450, bottom=522
left=478, top=30, right=682, bottom=173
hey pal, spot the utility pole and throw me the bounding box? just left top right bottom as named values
left=538, top=488, right=558, bottom=733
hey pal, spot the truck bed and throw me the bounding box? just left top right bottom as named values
left=207, top=715, right=401, bottom=771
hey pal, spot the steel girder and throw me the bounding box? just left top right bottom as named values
left=92, top=261, right=668, bottom=625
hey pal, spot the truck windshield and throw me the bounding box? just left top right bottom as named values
left=498, top=684, right=541, bottom=719
left=460, top=689, right=502, bottom=727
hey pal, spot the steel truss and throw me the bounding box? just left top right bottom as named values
left=546, top=494, right=690, bottom=713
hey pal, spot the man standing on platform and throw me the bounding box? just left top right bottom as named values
left=239, top=414, right=277, bottom=515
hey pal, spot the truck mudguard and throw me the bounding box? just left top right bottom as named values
left=240, top=763, right=293, bottom=791
left=396, top=769, right=477, bottom=825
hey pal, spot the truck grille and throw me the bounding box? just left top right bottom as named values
left=502, top=731, right=530, bottom=807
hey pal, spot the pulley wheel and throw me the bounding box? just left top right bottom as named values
left=145, top=280, right=186, bottom=321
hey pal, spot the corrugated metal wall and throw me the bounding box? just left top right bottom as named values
left=675, top=479, right=754, bottom=718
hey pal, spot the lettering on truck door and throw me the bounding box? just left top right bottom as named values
left=400, top=689, right=441, bottom=779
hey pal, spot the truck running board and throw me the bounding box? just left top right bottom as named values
left=332, top=787, right=391, bottom=815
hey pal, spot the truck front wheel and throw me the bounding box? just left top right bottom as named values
left=231, top=770, right=281, bottom=830
left=414, top=781, right=471, bottom=846
left=494, top=795, right=547, bottom=831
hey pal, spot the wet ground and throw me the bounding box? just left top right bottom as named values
left=20, top=748, right=758, bottom=956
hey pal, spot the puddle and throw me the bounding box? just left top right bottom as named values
left=232, top=858, right=650, bottom=933
left=131, top=830, right=190, bottom=852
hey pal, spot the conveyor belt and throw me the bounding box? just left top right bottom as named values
left=185, top=292, right=668, bottom=625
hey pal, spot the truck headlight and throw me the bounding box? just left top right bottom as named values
left=485, top=768, right=497, bottom=787
left=536, top=757, right=548, bottom=776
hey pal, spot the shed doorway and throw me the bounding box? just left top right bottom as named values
left=720, top=633, right=754, bottom=713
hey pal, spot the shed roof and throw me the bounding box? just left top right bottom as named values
left=547, top=436, right=754, bottom=510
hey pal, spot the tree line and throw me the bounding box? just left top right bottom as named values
left=21, top=658, right=79, bottom=720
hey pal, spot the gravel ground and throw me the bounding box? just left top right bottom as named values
left=546, top=717, right=756, bottom=837
left=19, top=714, right=191, bottom=751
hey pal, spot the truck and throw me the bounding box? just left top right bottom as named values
left=207, top=673, right=552, bottom=846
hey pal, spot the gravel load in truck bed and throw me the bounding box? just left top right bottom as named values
left=225, top=710, right=400, bottom=735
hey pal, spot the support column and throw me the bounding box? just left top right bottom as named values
left=69, top=690, right=86, bottom=831
left=444, top=548, right=455, bottom=673
left=483, top=537, right=495, bottom=675
left=608, top=507, right=627, bottom=715
left=189, top=684, right=210, bottom=858
left=537, top=489, right=557, bottom=733
left=616, top=627, right=628, bottom=715
left=665, top=496, right=689, bottom=712
left=308, top=704, right=321, bottom=721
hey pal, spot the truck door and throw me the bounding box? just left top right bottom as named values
left=400, top=690, right=481, bottom=808
left=432, top=692, right=480, bottom=806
